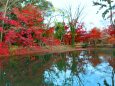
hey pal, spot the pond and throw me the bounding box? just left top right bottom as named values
left=0, top=48, right=115, bottom=86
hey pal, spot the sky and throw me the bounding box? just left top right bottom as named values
left=46, top=0, right=114, bottom=30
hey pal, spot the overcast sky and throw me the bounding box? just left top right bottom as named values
left=47, top=0, right=115, bottom=30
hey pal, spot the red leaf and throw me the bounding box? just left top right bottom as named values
left=0, top=27, right=3, bottom=32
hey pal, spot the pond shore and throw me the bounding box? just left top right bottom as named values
left=1, top=45, right=114, bottom=58
left=0, top=45, right=94, bottom=58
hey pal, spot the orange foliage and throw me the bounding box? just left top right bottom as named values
left=89, top=27, right=101, bottom=39
left=108, top=36, right=115, bottom=44
left=45, top=27, right=54, bottom=37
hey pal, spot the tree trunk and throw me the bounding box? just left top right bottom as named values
left=1, top=0, right=9, bottom=42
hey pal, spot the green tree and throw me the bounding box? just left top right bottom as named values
left=93, top=0, right=115, bottom=25
left=54, top=22, right=66, bottom=41
left=0, top=0, right=53, bottom=11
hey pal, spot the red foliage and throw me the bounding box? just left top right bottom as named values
left=75, top=26, right=87, bottom=42
left=7, top=20, right=20, bottom=27
left=64, top=25, right=69, bottom=30
left=5, top=30, right=18, bottom=44
left=89, top=27, right=101, bottom=39
left=0, top=42, right=9, bottom=56
left=34, top=29, right=45, bottom=39
left=63, top=32, right=72, bottom=45
left=42, top=37, right=61, bottom=46
left=0, top=4, right=45, bottom=47
left=30, top=56, right=36, bottom=61
left=12, top=4, right=43, bottom=27
left=107, top=25, right=115, bottom=36
left=0, top=27, right=3, bottom=32
left=62, top=23, right=87, bottom=44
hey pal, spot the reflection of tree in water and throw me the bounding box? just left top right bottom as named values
left=0, top=54, right=61, bottom=86
left=0, top=49, right=115, bottom=86
left=44, top=51, right=87, bottom=86
left=43, top=49, right=115, bottom=86
left=87, top=49, right=115, bottom=86
left=107, top=57, right=115, bottom=86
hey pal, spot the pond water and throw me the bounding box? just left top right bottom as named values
left=0, top=49, right=115, bottom=86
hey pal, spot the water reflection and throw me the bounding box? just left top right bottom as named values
left=44, top=49, right=115, bottom=86
left=0, top=49, right=115, bottom=86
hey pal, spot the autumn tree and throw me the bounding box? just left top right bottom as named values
left=0, top=0, right=53, bottom=42
left=63, top=5, right=85, bottom=46
left=89, top=27, right=101, bottom=46
left=2, top=4, right=44, bottom=46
